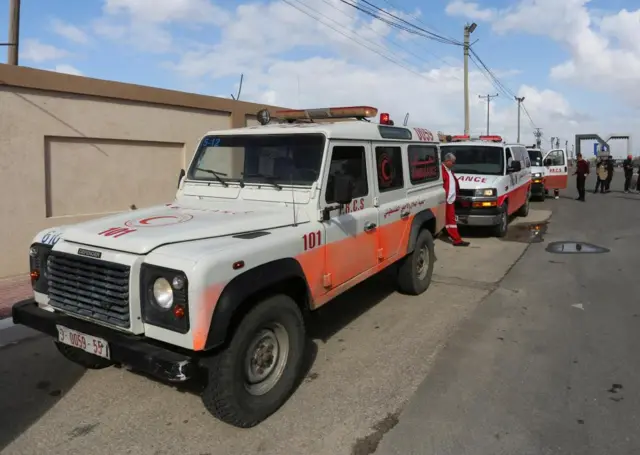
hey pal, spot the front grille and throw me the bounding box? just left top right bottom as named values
left=47, top=252, right=131, bottom=328
left=458, top=189, right=475, bottom=197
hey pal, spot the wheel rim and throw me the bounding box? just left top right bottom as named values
left=244, top=322, right=290, bottom=396
left=416, top=244, right=429, bottom=280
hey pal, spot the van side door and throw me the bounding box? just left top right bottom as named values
left=320, top=141, right=379, bottom=291
left=543, top=148, right=569, bottom=190
left=372, top=142, right=407, bottom=262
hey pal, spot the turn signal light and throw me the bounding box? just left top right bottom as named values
left=30, top=270, right=40, bottom=281
left=173, top=305, right=185, bottom=319
left=472, top=201, right=498, bottom=208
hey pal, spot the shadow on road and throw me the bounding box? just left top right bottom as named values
left=0, top=336, right=86, bottom=452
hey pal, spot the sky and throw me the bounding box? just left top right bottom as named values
left=1, top=0, right=640, bottom=157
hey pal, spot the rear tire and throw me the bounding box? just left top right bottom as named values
left=493, top=202, right=509, bottom=238
left=397, top=229, right=435, bottom=296
left=200, top=294, right=306, bottom=428
left=55, top=342, right=114, bottom=370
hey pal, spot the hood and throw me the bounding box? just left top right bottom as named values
left=61, top=201, right=308, bottom=254
left=455, top=173, right=499, bottom=190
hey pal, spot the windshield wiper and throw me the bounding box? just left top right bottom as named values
left=243, top=173, right=283, bottom=190
left=195, top=167, right=228, bottom=187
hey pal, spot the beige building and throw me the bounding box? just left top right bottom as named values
left=0, top=64, right=284, bottom=279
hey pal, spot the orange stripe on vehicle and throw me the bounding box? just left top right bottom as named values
left=545, top=174, right=568, bottom=190
left=193, top=283, right=224, bottom=351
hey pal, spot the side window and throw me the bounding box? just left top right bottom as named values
left=522, top=147, right=531, bottom=168
left=547, top=150, right=565, bottom=166
left=325, top=145, right=369, bottom=204
left=505, top=148, right=514, bottom=168
left=408, top=145, right=440, bottom=184
left=375, top=146, right=404, bottom=192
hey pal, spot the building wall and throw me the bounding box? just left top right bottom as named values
left=0, top=64, right=283, bottom=278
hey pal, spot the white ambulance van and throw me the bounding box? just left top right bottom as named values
left=440, top=135, right=532, bottom=237
left=527, top=147, right=569, bottom=200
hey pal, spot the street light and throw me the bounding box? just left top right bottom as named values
left=468, top=22, right=477, bottom=33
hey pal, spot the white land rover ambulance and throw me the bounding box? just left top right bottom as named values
left=440, top=135, right=532, bottom=237
left=527, top=147, right=570, bottom=200
left=13, top=106, right=446, bottom=428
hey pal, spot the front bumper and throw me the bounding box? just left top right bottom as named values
left=531, top=181, right=545, bottom=196
left=455, top=199, right=502, bottom=226
left=12, top=299, right=197, bottom=382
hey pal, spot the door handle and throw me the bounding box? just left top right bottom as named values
left=364, top=222, right=377, bottom=232
left=401, top=210, right=411, bottom=219
left=563, top=166, right=567, bottom=172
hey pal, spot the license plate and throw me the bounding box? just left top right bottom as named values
left=56, top=325, right=110, bottom=360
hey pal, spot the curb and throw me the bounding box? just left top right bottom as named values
left=0, top=317, right=14, bottom=331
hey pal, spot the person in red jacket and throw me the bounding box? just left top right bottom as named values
left=573, top=152, right=590, bottom=201
left=442, top=152, right=470, bottom=247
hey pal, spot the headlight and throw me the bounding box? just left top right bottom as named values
left=152, top=277, right=174, bottom=309
left=474, top=188, right=497, bottom=197
left=532, top=173, right=542, bottom=178
left=141, top=264, right=190, bottom=334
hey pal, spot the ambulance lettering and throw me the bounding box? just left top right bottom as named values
left=343, top=198, right=365, bottom=213
left=458, top=175, right=488, bottom=184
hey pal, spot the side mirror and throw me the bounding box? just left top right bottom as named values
left=333, top=174, right=354, bottom=205
left=177, top=169, right=186, bottom=188
left=508, top=161, right=521, bottom=173
left=543, top=158, right=552, bottom=167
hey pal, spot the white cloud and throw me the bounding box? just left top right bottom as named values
left=445, top=0, right=495, bottom=21
left=446, top=0, right=640, bottom=107
left=83, top=0, right=600, bottom=143
left=53, top=64, right=83, bottom=76
left=51, top=18, right=89, bottom=44
left=21, top=39, right=69, bottom=62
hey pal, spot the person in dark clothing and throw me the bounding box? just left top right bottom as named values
left=623, top=154, right=634, bottom=193
left=604, top=157, right=614, bottom=192
left=594, top=158, right=606, bottom=193
left=574, top=153, right=589, bottom=201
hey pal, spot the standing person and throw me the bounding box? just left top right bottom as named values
left=595, top=158, right=606, bottom=193
left=605, top=157, right=614, bottom=192
left=623, top=154, right=634, bottom=193
left=442, top=152, right=470, bottom=247
left=574, top=152, right=589, bottom=201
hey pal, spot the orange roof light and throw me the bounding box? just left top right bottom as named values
left=479, top=135, right=503, bottom=142
left=274, top=106, right=378, bottom=122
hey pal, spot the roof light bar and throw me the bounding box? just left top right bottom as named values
left=274, top=106, right=378, bottom=122
left=447, top=134, right=503, bottom=143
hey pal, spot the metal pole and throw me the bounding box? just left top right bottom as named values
left=463, top=23, right=476, bottom=135
left=515, top=96, right=525, bottom=143
left=478, top=94, right=498, bottom=135
left=463, top=26, right=470, bottom=136
left=7, top=0, right=20, bottom=65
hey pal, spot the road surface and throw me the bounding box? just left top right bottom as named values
left=376, top=173, right=640, bottom=454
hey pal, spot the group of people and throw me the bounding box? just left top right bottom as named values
left=573, top=153, right=639, bottom=201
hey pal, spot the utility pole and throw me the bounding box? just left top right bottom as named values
left=463, top=22, right=477, bottom=135
left=515, top=96, right=525, bottom=143
left=478, top=94, right=498, bottom=135
left=5, top=0, right=20, bottom=65
left=534, top=128, right=542, bottom=149
left=555, top=137, right=560, bottom=148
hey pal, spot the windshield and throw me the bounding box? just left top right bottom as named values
left=188, top=134, right=325, bottom=186
left=528, top=149, right=543, bottom=166
left=441, top=145, right=504, bottom=176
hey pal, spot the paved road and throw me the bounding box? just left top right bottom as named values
left=376, top=174, right=640, bottom=454
left=0, top=209, right=549, bottom=455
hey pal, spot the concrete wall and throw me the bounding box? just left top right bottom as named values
left=0, top=64, right=283, bottom=278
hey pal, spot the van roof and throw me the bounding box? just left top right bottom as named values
left=202, top=120, right=440, bottom=143
left=441, top=141, right=526, bottom=148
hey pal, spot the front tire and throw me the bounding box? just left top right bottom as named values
left=493, top=202, right=509, bottom=238
left=201, top=294, right=306, bottom=428
left=396, top=229, right=435, bottom=295
left=55, top=342, right=114, bottom=369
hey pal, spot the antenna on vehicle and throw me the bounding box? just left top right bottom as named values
left=403, top=113, right=410, bottom=126
left=290, top=172, right=298, bottom=227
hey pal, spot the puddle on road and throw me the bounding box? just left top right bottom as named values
left=545, top=241, right=610, bottom=254
left=502, top=221, right=549, bottom=244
